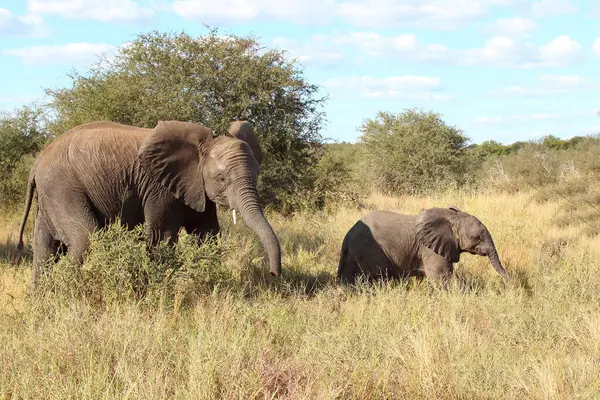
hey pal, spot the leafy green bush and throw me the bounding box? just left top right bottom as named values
left=276, top=149, right=360, bottom=214
left=0, top=106, right=49, bottom=206
left=356, top=108, right=474, bottom=195
left=35, top=221, right=234, bottom=308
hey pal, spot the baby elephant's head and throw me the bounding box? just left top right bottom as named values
left=415, top=206, right=510, bottom=280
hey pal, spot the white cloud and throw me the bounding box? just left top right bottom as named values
left=483, top=17, right=537, bottom=38
left=168, top=0, right=564, bottom=29
left=312, top=32, right=581, bottom=69
left=531, top=0, right=578, bottom=17
left=330, top=32, right=383, bottom=56
left=0, top=8, right=48, bottom=37
left=460, top=34, right=581, bottom=68
left=335, top=0, right=491, bottom=30
left=329, top=32, right=448, bottom=61
left=0, top=94, right=42, bottom=104
left=333, top=0, right=574, bottom=30
left=593, top=38, right=600, bottom=56
left=28, top=0, right=153, bottom=23
left=490, top=74, right=596, bottom=96
left=3, top=43, right=117, bottom=66
left=163, top=0, right=577, bottom=29
left=322, top=75, right=451, bottom=100
left=272, top=36, right=344, bottom=68
left=171, top=0, right=335, bottom=24
left=476, top=113, right=566, bottom=124
left=537, top=35, right=582, bottom=66
left=538, top=74, right=590, bottom=87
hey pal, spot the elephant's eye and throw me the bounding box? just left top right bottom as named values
left=216, top=174, right=226, bottom=182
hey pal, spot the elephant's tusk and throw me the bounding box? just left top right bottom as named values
left=233, top=209, right=237, bottom=225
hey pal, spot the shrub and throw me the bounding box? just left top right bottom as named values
left=0, top=106, right=49, bottom=206
left=277, top=149, right=360, bottom=214
left=478, top=136, right=600, bottom=235
left=35, top=221, right=234, bottom=309
left=357, top=108, right=474, bottom=195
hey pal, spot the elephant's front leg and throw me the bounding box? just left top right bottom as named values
left=144, top=202, right=185, bottom=248
left=421, top=250, right=455, bottom=288
left=183, top=200, right=220, bottom=243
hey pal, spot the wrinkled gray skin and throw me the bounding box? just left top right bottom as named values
left=15, top=120, right=282, bottom=290
left=337, top=206, right=509, bottom=286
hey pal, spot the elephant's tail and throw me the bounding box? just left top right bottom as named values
left=12, top=165, right=37, bottom=264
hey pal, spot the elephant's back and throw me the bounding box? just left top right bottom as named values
left=65, top=122, right=149, bottom=166
left=361, top=210, right=417, bottom=230
left=33, top=122, right=150, bottom=220
left=65, top=121, right=150, bottom=144
left=66, top=122, right=150, bottom=218
left=38, top=121, right=149, bottom=159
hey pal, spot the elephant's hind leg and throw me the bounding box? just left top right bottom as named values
left=53, top=193, right=101, bottom=265
left=30, top=214, right=61, bottom=292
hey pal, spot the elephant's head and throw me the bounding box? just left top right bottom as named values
left=415, top=206, right=509, bottom=280
left=137, top=120, right=281, bottom=277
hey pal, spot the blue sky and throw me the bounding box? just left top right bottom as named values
left=0, top=0, right=599, bottom=144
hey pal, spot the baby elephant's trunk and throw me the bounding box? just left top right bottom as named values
left=487, top=249, right=510, bottom=280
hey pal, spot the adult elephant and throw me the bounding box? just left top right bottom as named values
left=337, top=206, right=509, bottom=286
left=14, top=120, right=281, bottom=289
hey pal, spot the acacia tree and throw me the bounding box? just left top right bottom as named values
left=358, top=108, right=472, bottom=194
left=46, top=29, right=327, bottom=208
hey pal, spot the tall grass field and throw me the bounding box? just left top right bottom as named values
left=1, top=190, right=600, bottom=399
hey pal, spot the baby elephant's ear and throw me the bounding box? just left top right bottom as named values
left=415, top=208, right=460, bottom=263
left=448, top=205, right=461, bottom=212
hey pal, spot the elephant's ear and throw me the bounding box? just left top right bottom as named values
left=228, top=121, right=263, bottom=166
left=448, top=205, right=461, bottom=213
left=138, top=120, right=213, bottom=212
left=415, top=208, right=460, bottom=263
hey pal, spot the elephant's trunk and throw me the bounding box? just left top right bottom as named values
left=234, top=186, right=282, bottom=277
left=487, top=248, right=510, bottom=280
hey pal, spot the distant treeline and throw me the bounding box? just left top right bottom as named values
left=327, top=134, right=595, bottom=161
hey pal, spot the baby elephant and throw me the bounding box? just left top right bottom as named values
left=337, top=206, right=510, bottom=286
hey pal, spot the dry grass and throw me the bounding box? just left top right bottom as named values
left=1, top=191, right=600, bottom=399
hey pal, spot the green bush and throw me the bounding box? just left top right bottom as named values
left=356, top=108, right=474, bottom=195
left=0, top=106, right=49, bottom=206
left=35, top=221, right=234, bottom=309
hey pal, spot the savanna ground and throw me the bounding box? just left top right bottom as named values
left=1, top=190, right=600, bottom=399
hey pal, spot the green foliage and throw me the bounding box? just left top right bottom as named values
left=0, top=106, right=49, bottom=206
left=45, top=29, right=326, bottom=210
left=480, top=134, right=600, bottom=190
left=478, top=134, right=600, bottom=235
left=357, top=108, right=473, bottom=195
left=470, top=135, right=588, bottom=163
left=304, top=151, right=357, bottom=211
left=35, top=221, right=234, bottom=308
left=539, top=134, right=585, bottom=150
left=469, top=140, right=522, bottom=160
